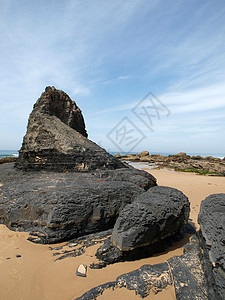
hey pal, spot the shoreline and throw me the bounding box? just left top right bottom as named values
left=1, top=150, right=225, bottom=176
left=117, top=151, right=225, bottom=176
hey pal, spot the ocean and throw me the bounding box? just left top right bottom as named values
left=0, top=150, right=224, bottom=160
left=0, top=150, right=19, bottom=159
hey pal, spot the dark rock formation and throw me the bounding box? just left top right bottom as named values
left=168, top=235, right=208, bottom=299
left=93, top=223, right=196, bottom=267
left=75, top=263, right=173, bottom=300
left=0, top=163, right=156, bottom=243
left=76, top=235, right=208, bottom=299
left=198, top=194, right=225, bottom=299
left=92, top=187, right=190, bottom=265
left=112, top=186, right=190, bottom=251
left=0, top=87, right=158, bottom=243
left=51, top=229, right=112, bottom=261
left=15, top=86, right=125, bottom=171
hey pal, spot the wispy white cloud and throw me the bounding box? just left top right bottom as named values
left=102, top=75, right=130, bottom=85
left=118, top=76, right=130, bottom=80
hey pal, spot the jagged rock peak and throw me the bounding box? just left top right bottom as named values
left=33, top=86, right=87, bottom=137
left=15, top=86, right=125, bottom=171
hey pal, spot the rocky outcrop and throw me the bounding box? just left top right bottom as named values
left=0, top=87, right=158, bottom=243
left=75, top=235, right=208, bottom=299
left=112, top=186, right=190, bottom=251
left=168, top=235, right=208, bottom=299
left=0, top=157, right=17, bottom=164
left=118, top=152, right=225, bottom=175
left=93, top=186, right=190, bottom=264
left=0, top=163, right=156, bottom=243
left=32, top=86, right=88, bottom=137
left=15, top=86, right=125, bottom=171
left=76, top=263, right=173, bottom=299
left=140, top=150, right=149, bottom=156
left=51, top=227, right=209, bottom=299
left=198, top=194, right=225, bottom=299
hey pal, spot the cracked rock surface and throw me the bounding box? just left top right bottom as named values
left=198, top=193, right=225, bottom=299
left=0, top=163, right=156, bottom=243
left=112, top=186, right=190, bottom=251
left=75, top=235, right=208, bottom=299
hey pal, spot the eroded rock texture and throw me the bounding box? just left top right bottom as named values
left=75, top=263, right=173, bottom=300
left=0, top=86, right=158, bottom=243
left=112, top=186, right=190, bottom=251
left=198, top=193, right=225, bottom=299
left=76, top=236, right=208, bottom=299
left=15, top=86, right=124, bottom=171
left=0, top=163, right=156, bottom=243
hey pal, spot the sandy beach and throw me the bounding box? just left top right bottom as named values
left=0, top=168, right=225, bottom=300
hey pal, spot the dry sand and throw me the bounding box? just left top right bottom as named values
left=0, top=168, right=224, bottom=300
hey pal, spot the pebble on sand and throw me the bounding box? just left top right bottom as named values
left=76, top=264, right=87, bottom=277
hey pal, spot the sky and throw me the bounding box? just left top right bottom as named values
left=0, top=0, right=225, bottom=155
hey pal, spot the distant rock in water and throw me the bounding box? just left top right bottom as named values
left=15, top=86, right=124, bottom=171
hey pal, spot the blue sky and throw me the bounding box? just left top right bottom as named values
left=0, top=0, right=225, bottom=154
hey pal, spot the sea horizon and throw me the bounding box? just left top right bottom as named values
left=0, top=149, right=224, bottom=160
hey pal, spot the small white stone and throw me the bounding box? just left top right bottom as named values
left=76, top=264, right=87, bottom=277
left=180, top=282, right=185, bottom=287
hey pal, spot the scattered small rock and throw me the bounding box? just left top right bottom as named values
left=16, top=254, right=21, bottom=258
left=76, top=264, right=87, bottom=277
left=180, top=283, right=185, bottom=287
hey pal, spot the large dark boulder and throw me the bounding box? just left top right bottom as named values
left=15, top=86, right=125, bottom=171
left=198, top=193, right=225, bottom=299
left=0, top=163, right=156, bottom=243
left=112, top=186, right=190, bottom=251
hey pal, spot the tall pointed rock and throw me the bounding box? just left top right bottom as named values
left=15, top=86, right=125, bottom=171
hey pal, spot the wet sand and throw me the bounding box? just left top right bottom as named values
left=0, top=168, right=224, bottom=299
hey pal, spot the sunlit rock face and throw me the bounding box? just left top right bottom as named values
left=15, top=86, right=124, bottom=171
